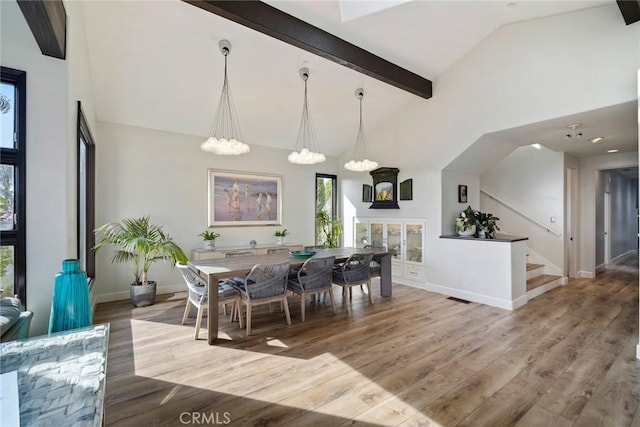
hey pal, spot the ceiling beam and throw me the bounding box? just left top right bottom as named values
left=183, top=0, right=432, bottom=100
left=16, top=0, right=66, bottom=59
left=617, top=0, right=640, bottom=25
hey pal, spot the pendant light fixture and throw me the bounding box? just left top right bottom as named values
left=344, top=88, right=378, bottom=172
left=201, top=40, right=250, bottom=155
left=288, top=67, right=326, bottom=165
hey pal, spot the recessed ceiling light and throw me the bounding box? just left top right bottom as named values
left=590, top=137, right=604, bottom=144
left=607, top=149, right=619, bottom=153
left=531, top=143, right=541, bottom=149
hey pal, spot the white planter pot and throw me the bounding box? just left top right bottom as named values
left=203, top=240, right=216, bottom=250
left=457, top=225, right=476, bottom=237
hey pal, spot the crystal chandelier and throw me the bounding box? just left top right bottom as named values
left=201, top=40, right=250, bottom=155
left=288, top=67, right=326, bottom=165
left=344, top=88, right=378, bottom=172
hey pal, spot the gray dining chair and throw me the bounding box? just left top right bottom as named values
left=332, top=253, right=374, bottom=305
left=233, top=262, right=291, bottom=335
left=177, top=262, right=242, bottom=340
left=364, top=244, right=386, bottom=278
left=287, top=256, right=336, bottom=321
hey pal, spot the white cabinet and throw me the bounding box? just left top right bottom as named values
left=353, top=218, right=426, bottom=285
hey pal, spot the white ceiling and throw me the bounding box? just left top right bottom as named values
left=80, top=0, right=636, bottom=159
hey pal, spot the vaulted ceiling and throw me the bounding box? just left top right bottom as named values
left=80, top=0, right=636, bottom=159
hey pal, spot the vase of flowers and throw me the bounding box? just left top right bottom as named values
left=456, top=206, right=479, bottom=237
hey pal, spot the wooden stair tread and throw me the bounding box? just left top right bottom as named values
left=527, top=274, right=561, bottom=291
left=526, top=263, right=544, bottom=271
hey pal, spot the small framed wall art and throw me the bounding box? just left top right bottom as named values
left=458, top=185, right=468, bottom=203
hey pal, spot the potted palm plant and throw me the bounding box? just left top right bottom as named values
left=93, top=216, right=188, bottom=307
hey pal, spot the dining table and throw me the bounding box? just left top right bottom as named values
left=188, top=247, right=392, bottom=345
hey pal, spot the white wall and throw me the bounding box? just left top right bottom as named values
left=480, top=145, right=564, bottom=272
left=94, top=122, right=339, bottom=300
left=340, top=5, right=638, bottom=305
left=1, top=0, right=96, bottom=335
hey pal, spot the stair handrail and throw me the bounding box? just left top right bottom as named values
left=480, top=188, right=562, bottom=237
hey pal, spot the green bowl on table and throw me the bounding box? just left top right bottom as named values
left=289, top=250, right=316, bottom=259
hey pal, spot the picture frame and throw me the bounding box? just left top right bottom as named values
left=400, top=179, right=413, bottom=201
left=362, top=184, right=372, bottom=203
left=208, top=169, right=282, bottom=227
left=458, top=185, right=468, bottom=203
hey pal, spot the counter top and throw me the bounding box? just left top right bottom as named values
left=439, top=233, right=528, bottom=243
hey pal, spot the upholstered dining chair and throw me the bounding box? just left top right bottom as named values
left=364, top=244, right=386, bottom=278
left=287, top=256, right=336, bottom=322
left=233, top=262, right=291, bottom=335
left=177, top=263, right=242, bottom=340
left=332, top=253, right=374, bottom=305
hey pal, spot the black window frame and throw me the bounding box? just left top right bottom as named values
left=0, top=66, right=27, bottom=305
left=77, top=101, right=96, bottom=282
left=315, top=173, right=337, bottom=244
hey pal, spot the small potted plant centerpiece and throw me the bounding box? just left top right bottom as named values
left=274, top=229, right=289, bottom=245
left=93, top=216, right=188, bottom=307
left=199, top=229, right=220, bottom=250
left=455, top=205, right=479, bottom=237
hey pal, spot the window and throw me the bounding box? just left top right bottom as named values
left=77, top=102, right=95, bottom=281
left=0, top=67, right=26, bottom=303
left=315, top=173, right=337, bottom=246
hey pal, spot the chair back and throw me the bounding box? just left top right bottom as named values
left=363, top=245, right=385, bottom=277
left=244, top=262, right=290, bottom=301
left=333, top=253, right=373, bottom=283
left=177, top=262, right=207, bottom=306
left=295, top=256, right=335, bottom=291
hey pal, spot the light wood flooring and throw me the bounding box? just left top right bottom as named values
left=94, top=252, right=640, bottom=426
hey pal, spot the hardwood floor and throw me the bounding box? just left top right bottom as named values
left=94, top=252, right=640, bottom=426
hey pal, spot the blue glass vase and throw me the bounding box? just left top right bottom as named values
left=48, top=259, right=92, bottom=334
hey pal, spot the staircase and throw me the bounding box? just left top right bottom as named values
left=526, top=263, right=562, bottom=299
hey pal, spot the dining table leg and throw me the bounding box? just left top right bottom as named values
left=207, top=274, right=219, bottom=345
left=379, top=253, right=392, bottom=297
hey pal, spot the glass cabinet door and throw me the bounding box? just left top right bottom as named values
left=405, top=223, right=424, bottom=263
left=386, top=223, right=402, bottom=260
left=355, top=221, right=369, bottom=247
left=370, top=223, right=384, bottom=248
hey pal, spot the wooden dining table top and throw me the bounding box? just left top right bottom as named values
left=189, top=247, right=388, bottom=280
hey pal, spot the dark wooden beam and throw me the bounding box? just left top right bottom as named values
left=617, top=0, right=640, bottom=25
left=16, top=0, right=66, bottom=59
left=183, top=0, right=432, bottom=99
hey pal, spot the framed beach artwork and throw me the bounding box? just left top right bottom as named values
left=208, top=169, right=282, bottom=227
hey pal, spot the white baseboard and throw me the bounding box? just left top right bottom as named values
left=612, top=250, right=636, bottom=263
left=95, top=283, right=185, bottom=304
left=418, top=281, right=524, bottom=311
left=578, top=270, right=595, bottom=279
